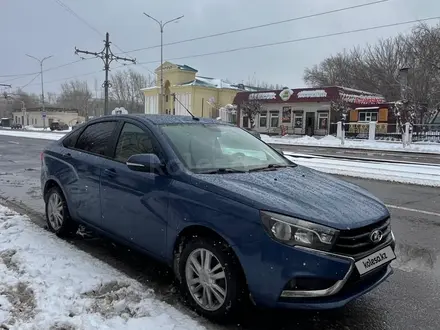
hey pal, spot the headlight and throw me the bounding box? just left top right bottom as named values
left=260, top=211, right=339, bottom=251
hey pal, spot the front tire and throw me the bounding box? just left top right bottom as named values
left=178, top=237, right=247, bottom=321
left=45, top=186, right=78, bottom=237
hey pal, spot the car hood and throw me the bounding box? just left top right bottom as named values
left=190, top=165, right=389, bottom=230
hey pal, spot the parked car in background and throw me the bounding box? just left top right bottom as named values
left=10, top=123, right=23, bottom=129
left=50, top=121, right=69, bottom=131
left=41, top=115, right=396, bottom=321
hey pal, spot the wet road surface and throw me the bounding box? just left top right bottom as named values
left=1, top=135, right=440, bottom=329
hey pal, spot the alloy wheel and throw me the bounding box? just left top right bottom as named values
left=47, top=192, right=64, bottom=231
left=184, top=248, right=228, bottom=311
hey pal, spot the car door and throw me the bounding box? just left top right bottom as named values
left=99, top=120, right=170, bottom=257
left=68, top=120, right=118, bottom=227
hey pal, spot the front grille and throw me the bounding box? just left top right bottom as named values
left=332, top=218, right=392, bottom=259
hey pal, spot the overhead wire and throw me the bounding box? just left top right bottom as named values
left=2, top=0, right=390, bottom=79
left=32, top=15, right=440, bottom=87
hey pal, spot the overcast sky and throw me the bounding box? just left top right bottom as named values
left=1, top=0, right=439, bottom=96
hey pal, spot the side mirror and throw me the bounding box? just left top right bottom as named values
left=126, top=153, right=164, bottom=173
left=274, top=148, right=284, bottom=155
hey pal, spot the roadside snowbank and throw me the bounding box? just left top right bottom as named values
left=263, top=134, right=440, bottom=154
left=0, top=205, right=204, bottom=330
left=285, top=153, right=440, bottom=186
left=0, top=130, right=64, bottom=140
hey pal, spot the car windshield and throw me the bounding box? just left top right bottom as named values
left=160, top=123, right=293, bottom=173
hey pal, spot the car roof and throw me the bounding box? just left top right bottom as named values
left=87, top=114, right=230, bottom=126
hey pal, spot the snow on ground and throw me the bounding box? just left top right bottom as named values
left=0, top=205, right=204, bottom=330
left=284, top=153, right=440, bottom=187
left=24, top=125, right=71, bottom=132
left=263, top=134, right=440, bottom=154
left=0, top=129, right=64, bottom=140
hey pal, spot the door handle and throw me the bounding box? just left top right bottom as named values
left=62, top=153, right=72, bottom=159
left=103, top=168, right=116, bottom=177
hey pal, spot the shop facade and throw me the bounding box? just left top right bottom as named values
left=233, top=86, right=387, bottom=136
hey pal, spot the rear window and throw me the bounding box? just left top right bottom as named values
left=62, top=128, right=82, bottom=148
left=74, top=121, right=118, bottom=156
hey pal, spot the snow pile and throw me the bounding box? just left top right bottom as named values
left=24, top=126, right=71, bottom=132
left=0, top=205, right=204, bottom=330
left=263, top=135, right=440, bottom=154
left=0, top=130, right=65, bottom=140
left=285, top=153, right=440, bottom=186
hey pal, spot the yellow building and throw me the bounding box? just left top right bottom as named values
left=141, top=61, right=259, bottom=118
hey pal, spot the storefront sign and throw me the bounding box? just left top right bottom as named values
left=249, top=92, right=277, bottom=100
left=279, top=88, right=293, bottom=101
left=297, top=90, right=327, bottom=98
left=340, top=92, right=385, bottom=105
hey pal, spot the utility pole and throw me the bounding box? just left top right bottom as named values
left=26, top=54, right=53, bottom=129
left=143, top=13, right=184, bottom=114
left=75, top=33, right=136, bottom=116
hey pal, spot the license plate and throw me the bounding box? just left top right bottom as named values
left=355, top=246, right=396, bottom=275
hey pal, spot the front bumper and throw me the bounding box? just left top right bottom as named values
left=237, top=231, right=396, bottom=309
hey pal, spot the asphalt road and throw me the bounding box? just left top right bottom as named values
left=1, top=135, right=440, bottom=330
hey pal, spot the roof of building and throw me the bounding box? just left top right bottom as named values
left=178, top=76, right=262, bottom=91
left=175, top=63, right=198, bottom=72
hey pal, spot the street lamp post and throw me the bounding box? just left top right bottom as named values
left=26, top=54, right=53, bottom=129
left=143, top=13, right=184, bottom=114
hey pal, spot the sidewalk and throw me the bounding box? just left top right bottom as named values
left=263, top=134, right=440, bottom=154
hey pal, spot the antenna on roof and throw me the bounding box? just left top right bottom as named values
left=172, top=93, right=199, bottom=121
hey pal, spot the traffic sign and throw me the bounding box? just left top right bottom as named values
left=42, top=112, right=46, bottom=118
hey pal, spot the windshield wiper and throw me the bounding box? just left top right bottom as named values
left=197, top=168, right=248, bottom=174
left=248, top=164, right=297, bottom=172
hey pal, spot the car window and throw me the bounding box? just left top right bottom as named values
left=114, top=123, right=156, bottom=163
left=62, top=127, right=82, bottom=148
left=75, top=121, right=117, bottom=156
left=160, top=123, right=290, bottom=172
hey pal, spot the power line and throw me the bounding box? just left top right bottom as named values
left=0, top=0, right=389, bottom=79
left=53, top=0, right=154, bottom=75
left=19, top=73, right=41, bottom=89
left=134, top=16, right=440, bottom=65
left=25, top=15, right=440, bottom=88
left=117, top=0, right=391, bottom=55
left=0, top=59, right=91, bottom=79
left=75, top=33, right=136, bottom=115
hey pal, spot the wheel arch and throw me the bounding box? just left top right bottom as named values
left=172, top=224, right=247, bottom=284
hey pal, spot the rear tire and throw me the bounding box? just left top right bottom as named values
left=178, top=237, right=247, bottom=322
left=45, top=186, right=78, bottom=237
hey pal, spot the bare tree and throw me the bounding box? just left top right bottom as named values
left=58, top=80, right=93, bottom=117
left=240, top=99, right=264, bottom=128
left=303, top=22, right=440, bottom=123
left=110, top=69, right=155, bottom=113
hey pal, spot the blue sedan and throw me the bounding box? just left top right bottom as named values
left=41, top=114, right=396, bottom=321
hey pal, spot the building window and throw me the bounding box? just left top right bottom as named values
left=318, top=112, right=329, bottom=129
left=270, top=112, right=279, bottom=127
left=282, top=107, right=292, bottom=123
left=294, top=113, right=303, bottom=128
left=165, top=95, right=169, bottom=102
left=359, top=111, right=378, bottom=122
left=173, top=108, right=175, bottom=115
left=259, top=112, right=267, bottom=128
left=242, top=116, right=249, bottom=128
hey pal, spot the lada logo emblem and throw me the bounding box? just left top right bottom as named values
left=370, top=229, right=383, bottom=243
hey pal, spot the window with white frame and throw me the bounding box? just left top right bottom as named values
left=359, top=111, right=378, bottom=122
left=318, top=112, right=329, bottom=129
left=259, top=111, right=267, bottom=128
left=270, top=112, right=279, bottom=127
left=293, top=112, right=303, bottom=128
